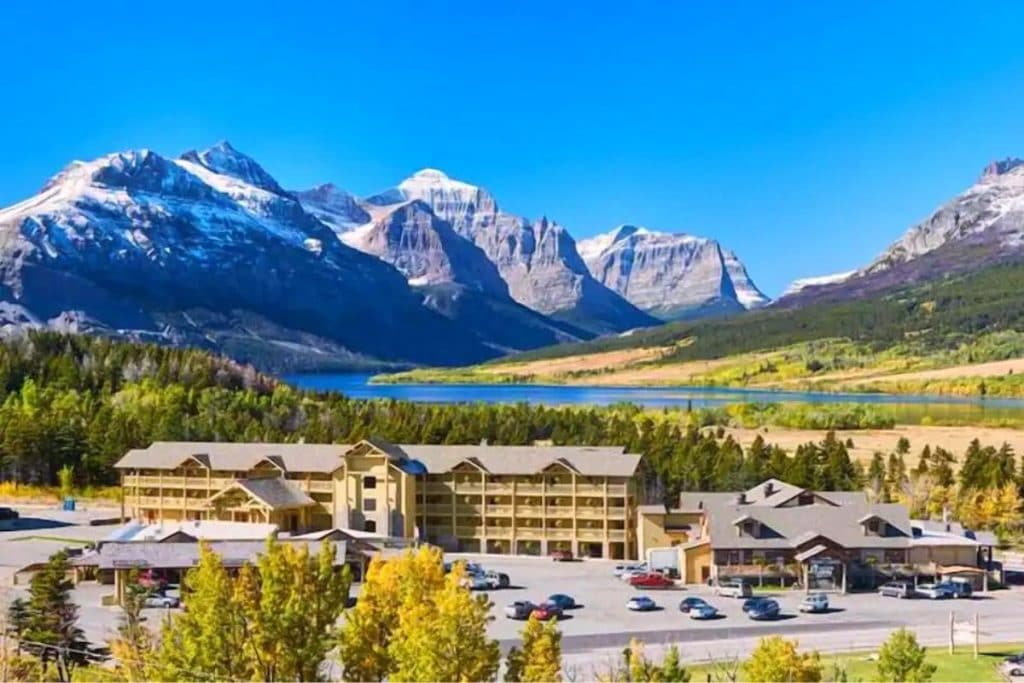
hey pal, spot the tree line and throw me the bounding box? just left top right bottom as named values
left=3, top=544, right=940, bottom=682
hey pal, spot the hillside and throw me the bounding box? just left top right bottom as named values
left=377, top=261, right=1024, bottom=396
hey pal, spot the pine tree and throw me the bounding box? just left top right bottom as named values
left=22, top=551, right=89, bottom=682
left=659, top=645, right=690, bottom=682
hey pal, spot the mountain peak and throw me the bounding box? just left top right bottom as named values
left=410, top=168, right=450, bottom=180
left=981, top=157, right=1024, bottom=180
left=179, top=141, right=285, bottom=195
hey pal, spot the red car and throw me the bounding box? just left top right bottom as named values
left=530, top=602, right=563, bottom=621
left=629, top=572, right=674, bottom=589
left=550, top=549, right=574, bottom=562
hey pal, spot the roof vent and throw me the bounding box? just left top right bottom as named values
left=735, top=492, right=747, bottom=505
left=480, top=439, right=489, bottom=447
left=763, top=482, right=774, bottom=497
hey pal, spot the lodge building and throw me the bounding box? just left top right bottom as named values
left=115, top=438, right=641, bottom=560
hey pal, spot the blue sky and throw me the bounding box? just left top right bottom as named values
left=1, top=1, right=1023, bottom=296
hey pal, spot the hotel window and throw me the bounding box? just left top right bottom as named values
left=364, top=476, right=377, bottom=489
left=364, top=498, right=377, bottom=512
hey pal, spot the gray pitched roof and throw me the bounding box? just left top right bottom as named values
left=399, top=444, right=641, bottom=477
left=86, top=539, right=348, bottom=570
left=115, top=441, right=641, bottom=478
left=230, top=478, right=315, bottom=510
left=706, top=498, right=912, bottom=550
left=116, top=442, right=346, bottom=473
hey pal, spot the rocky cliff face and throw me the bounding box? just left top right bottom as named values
left=780, top=157, right=1024, bottom=306
left=369, top=169, right=658, bottom=334
left=577, top=225, right=768, bottom=320
left=0, top=144, right=493, bottom=370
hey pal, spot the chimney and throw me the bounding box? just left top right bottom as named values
left=942, top=505, right=951, bottom=533
left=763, top=482, right=774, bottom=497
left=735, top=492, right=747, bottom=505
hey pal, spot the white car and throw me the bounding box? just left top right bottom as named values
left=619, top=567, right=650, bottom=583
left=798, top=592, right=829, bottom=613
left=614, top=563, right=646, bottom=578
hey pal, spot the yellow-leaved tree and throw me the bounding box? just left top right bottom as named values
left=742, top=636, right=822, bottom=683
left=150, top=539, right=349, bottom=682
left=390, top=563, right=500, bottom=681
left=338, top=547, right=500, bottom=682
left=505, top=615, right=562, bottom=682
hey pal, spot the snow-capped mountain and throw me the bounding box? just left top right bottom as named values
left=364, top=169, right=657, bottom=335
left=577, top=225, right=769, bottom=320
left=292, top=183, right=371, bottom=236
left=0, top=144, right=497, bottom=369
left=780, top=157, right=1024, bottom=306
left=781, top=271, right=855, bottom=297
left=340, top=199, right=508, bottom=295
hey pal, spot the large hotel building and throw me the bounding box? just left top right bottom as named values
left=115, top=438, right=642, bottom=560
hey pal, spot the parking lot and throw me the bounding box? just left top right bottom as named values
left=446, top=554, right=1024, bottom=655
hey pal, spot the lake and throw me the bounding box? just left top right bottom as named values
left=284, top=373, right=1024, bottom=422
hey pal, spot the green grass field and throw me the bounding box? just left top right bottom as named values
left=687, top=641, right=1022, bottom=682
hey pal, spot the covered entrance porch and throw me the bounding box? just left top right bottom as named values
left=794, top=537, right=851, bottom=593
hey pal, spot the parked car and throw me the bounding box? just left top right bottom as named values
left=879, top=581, right=914, bottom=599
left=550, top=549, right=574, bottom=562
left=742, top=596, right=768, bottom=613
left=484, top=571, right=511, bottom=589
left=940, top=579, right=973, bottom=599
left=688, top=602, right=719, bottom=620
left=143, top=594, right=180, bottom=609
left=916, top=583, right=952, bottom=600
left=1001, top=660, right=1024, bottom=679
left=547, top=594, right=576, bottom=610
left=464, top=573, right=491, bottom=591
left=530, top=602, right=563, bottom=621
left=614, top=563, right=647, bottom=578
left=716, top=579, right=752, bottom=598
left=503, top=601, right=537, bottom=620
left=677, top=596, right=710, bottom=613
left=746, top=598, right=781, bottom=620
left=798, top=592, right=829, bottom=613
left=629, top=572, right=674, bottom=589
left=620, top=568, right=650, bottom=583
left=627, top=595, right=658, bottom=611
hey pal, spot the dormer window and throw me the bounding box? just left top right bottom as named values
left=867, top=519, right=881, bottom=534
left=742, top=520, right=758, bottom=536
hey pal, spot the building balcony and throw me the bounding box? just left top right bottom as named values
left=545, top=484, right=574, bottom=495
left=455, top=526, right=485, bottom=537
left=484, top=482, right=515, bottom=494
left=485, top=505, right=513, bottom=516
left=545, top=528, right=574, bottom=540
left=576, top=507, right=606, bottom=519
left=515, top=505, right=545, bottom=517
left=133, top=496, right=189, bottom=508
left=577, top=528, right=606, bottom=541
left=305, top=480, right=334, bottom=493
left=514, top=484, right=544, bottom=495
left=515, top=528, right=545, bottom=539
left=484, top=526, right=513, bottom=538
left=607, top=530, right=627, bottom=542
left=545, top=507, right=575, bottom=518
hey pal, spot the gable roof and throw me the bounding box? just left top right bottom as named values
left=211, top=478, right=315, bottom=510
left=115, top=441, right=642, bottom=478
left=86, top=539, right=349, bottom=570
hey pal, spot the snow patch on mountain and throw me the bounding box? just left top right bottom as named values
left=782, top=271, right=855, bottom=296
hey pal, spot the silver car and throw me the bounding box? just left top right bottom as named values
left=143, top=594, right=180, bottom=609
left=503, top=600, right=536, bottom=620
